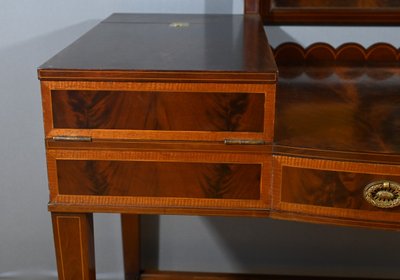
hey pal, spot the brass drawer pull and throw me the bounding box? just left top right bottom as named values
left=364, top=181, right=400, bottom=208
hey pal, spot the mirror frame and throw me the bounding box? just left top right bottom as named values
left=245, top=0, right=400, bottom=25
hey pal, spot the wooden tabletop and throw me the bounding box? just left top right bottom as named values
left=38, top=13, right=277, bottom=82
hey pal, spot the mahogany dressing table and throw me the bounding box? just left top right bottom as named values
left=38, top=1, right=400, bottom=279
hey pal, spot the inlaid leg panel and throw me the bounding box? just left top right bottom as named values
left=121, top=214, right=141, bottom=280
left=52, top=213, right=96, bottom=280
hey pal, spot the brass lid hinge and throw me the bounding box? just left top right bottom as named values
left=52, top=136, right=92, bottom=142
left=224, top=139, right=266, bottom=145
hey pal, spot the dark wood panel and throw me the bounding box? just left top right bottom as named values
left=274, top=43, right=400, bottom=155
left=254, top=0, right=400, bottom=25
left=281, top=166, right=400, bottom=211
left=57, top=160, right=261, bottom=200
left=274, top=0, right=399, bottom=8
left=52, top=213, right=95, bottom=280
left=139, top=270, right=387, bottom=280
left=275, top=75, right=400, bottom=153
left=274, top=43, right=399, bottom=69
left=51, top=90, right=265, bottom=132
left=273, top=156, right=400, bottom=225
left=121, top=214, right=141, bottom=280
left=244, top=0, right=269, bottom=19
left=38, top=14, right=277, bottom=82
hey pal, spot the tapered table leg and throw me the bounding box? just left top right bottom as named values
left=52, top=213, right=96, bottom=280
left=121, top=214, right=141, bottom=280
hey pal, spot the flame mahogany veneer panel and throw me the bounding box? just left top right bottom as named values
left=269, top=43, right=400, bottom=227
left=274, top=75, right=400, bottom=154
left=273, top=43, right=400, bottom=155
left=273, top=156, right=400, bottom=224
left=56, top=160, right=262, bottom=200
left=51, top=90, right=265, bottom=132
left=281, top=167, right=400, bottom=211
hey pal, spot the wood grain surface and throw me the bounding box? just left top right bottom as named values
left=51, top=90, right=264, bottom=132
left=281, top=166, right=400, bottom=211
left=46, top=148, right=271, bottom=212
left=274, top=43, right=400, bottom=157
left=38, top=14, right=277, bottom=82
left=274, top=43, right=399, bottom=69
left=121, top=214, right=141, bottom=280
left=246, top=0, right=400, bottom=24
left=41, top=81, right=275, bottom=142
left=57, top=160, right=261, bottom=199
left=39, top=11, right=400, bottom=280
left=52, top=213, right=95, bottom=280
left=273, top=156, right=400, bottom=224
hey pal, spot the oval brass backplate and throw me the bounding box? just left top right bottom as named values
left=364, top=181, right=400, bottom=208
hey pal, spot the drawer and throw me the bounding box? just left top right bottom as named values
left=46, top=148, right=271, bottom=213
left=41, top=81, right=275, bottom=142
left=273, top=156, right=400, bottom=224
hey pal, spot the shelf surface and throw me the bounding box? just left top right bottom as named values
left=274, top=43, right=400, bottom=160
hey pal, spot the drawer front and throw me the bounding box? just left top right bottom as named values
left=273, top=156, right=400, bottom=223
left=41, top=81, right=275, bottom=142
left=51, top=90, right=264, bottom=132
left=47, top=149, right=271, bottom=212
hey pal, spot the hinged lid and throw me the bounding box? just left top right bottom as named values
left=38, top=14, right=277, bottom=83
